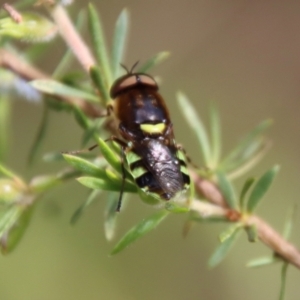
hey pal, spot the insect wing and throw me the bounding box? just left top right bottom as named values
left=142, top=140, right=184, bottom=199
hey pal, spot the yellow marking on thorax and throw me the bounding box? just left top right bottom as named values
left=140, top=123, right=166, bottom=134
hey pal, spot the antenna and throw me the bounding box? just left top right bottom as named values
left=120, top=61, right=139, bottom=74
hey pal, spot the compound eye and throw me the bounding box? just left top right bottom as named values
left=110, top=73, right=158, bottom=99
left=136, top=74, right=157, bottom=87
left=119, top=75, right=139, bottom=90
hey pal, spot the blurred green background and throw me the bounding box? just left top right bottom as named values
left=1, top=0, right=300, bottom=299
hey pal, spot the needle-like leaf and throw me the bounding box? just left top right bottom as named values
left=30, top=79, right=99, bottom=103
left=28, top=105, right=49, bottom=166
left=88, top=4, right=112, bottom=85
left=246, top=256, right=279, bottom=268
left=282, top=204, right=297, bottom=240
left=111, top=210, right=169, bottom=255
left=111, top=9, right=129, bottom=79
left=220, top=119, right=272, bottom=172
left=0, top=205, right=35, bottom=255
left=279, top=263, right=289, bottom=300
left=208, top=227, right=241, bottom=268
left=216, top=172, right=238, bottom=209
left=210, top=104, right=221, bottom=167
left=77, top=176, right=137, bottom=193
left=247, top=165, right=280, bottom=213
left=70, top=190, right=100, bottom=225
left=63, top=154, right=107, bottom=178
left=104, top=192, right=122, bottom=241
left=89, top=66, right=110, bottom=105
left=0, top=96, right=10, bottom=161
left=239, top=177, right=255, bottom=211
left=137, top=51, right=170, bottom=73
left=177, top=91, right=211, bottom=165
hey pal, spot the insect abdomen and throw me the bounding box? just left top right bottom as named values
left=126, top=139, right=189, bottom=201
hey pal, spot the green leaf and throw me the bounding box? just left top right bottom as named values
left=245, top=224, right=258, bottom=242
left=282, top=204, right=297, bottom=240
left=0, top=207, right=21, bottom=253
left=246, top=256, right=279, bottom=268
left=89, top=66, right=110, bottom=105
left=219, top=223, right=243, bottom=243
left=29, top=174, right=61, bottom=193
left=104, top=169, right=128, bottom=188
left=0, top=163, right=20, bottom=180
left=28, top=105, right=49, bottom=166
left=56, top=169, right=81, bottom=182
left=88, top=4, right=112, bottom=85
left=137, top=51, right=170, bottom=73
left=279, top=263, right=289, bottom=300
left=0, top=205, right=35, bottom=254
left=70, top=190, right=100, bottom=225
left=0, top=207, right=19, bottom=235
left=220, top=119, right=272, bottom=172
left=104, top=192, right=121, bottom=240
left=209, top=104, right=221, bottom=167
left=81, top=118, right=105, bottom=147
left=208, top=227, right=241, bottom=268
left=96, top=137, right=122, bottom=174
left=63, top=154, right=107, bottom=178
left=45, top=96, right=72, bottom=112
left=239, top=177, right=255, bottom=211
left=43, top=151, right=65, bottom=162
left=165, top=202, right=189, bottom=214
left=247, top=165, right=280, bottom=213
left=30, top=170, right=81, bottom=192
left=216, top=172, right=238, bottom=209
left=30, top=79, right=99, bottom=103
left=77, top=176, right=137, bottom=193
left=111, top=9, right=129, bottom=79
left=104, top=168, right=126, bottom=187
left=0, top=12, right=57, bottom=42
left=110, top=210, right=169, bottom=255
left=226, top=141, right=271, bottom=180
left=177, top=91, right=211, bottom=165
left=72, top=106, right=91, bottom=130
left=0, top=96, right=10, bottom=161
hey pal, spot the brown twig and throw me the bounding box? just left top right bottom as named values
left=3, top=3, right=23, bottom=23
left=246, top=215, right=300, bottom=268
left=190, top=171, right=300, bottom=269
left=0, top=48, right=102, bottom=118
left=47, top=4, right=96, bottom=72
left=0, top=49, right=48, bottom=81
left=190, top=170, right=227, bottom=207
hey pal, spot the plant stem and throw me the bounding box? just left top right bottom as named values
left=48, top=4, right=95, bottom=71
left=0, top=48, right=102, bottom=118
left=190, top=171, right=300, bottom=269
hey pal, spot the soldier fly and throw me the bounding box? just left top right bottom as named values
left=108, top=64, right=190, bottom=211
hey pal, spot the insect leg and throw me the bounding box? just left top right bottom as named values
left=61, top=145, right=95, bottom=155
left=116, top=145, right=126, bottom=212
